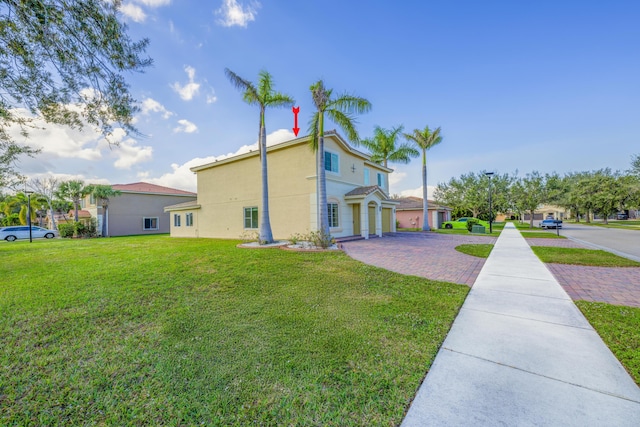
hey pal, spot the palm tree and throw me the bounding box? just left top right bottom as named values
left=225, top=68, right=294, bottom=244
left=404, top=126, right=443, bottom=231
left=88, top=184, right=120, bottom=237
left=57, top=180, right=90, bottom=222
left=361, top=125, right=419, bottom=168
left=308, top=80, right=371, bottom=236
left=2, top=193, right=37, bottom=225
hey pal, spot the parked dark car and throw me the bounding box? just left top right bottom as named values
left=617, top=213, right=629, bottom=220
left=540, top=219, right=562, bottom=229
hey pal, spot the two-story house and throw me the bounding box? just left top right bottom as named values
left=164, top=131, right=398, bottom=240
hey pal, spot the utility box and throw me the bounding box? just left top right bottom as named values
left=471, top=225, right=486, bottom=234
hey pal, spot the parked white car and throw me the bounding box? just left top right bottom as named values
left=0, top=226, right=59, bottom=241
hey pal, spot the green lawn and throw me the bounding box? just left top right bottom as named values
left=576, top=302, right=640, bottom=386
left=520, top=231, right=566, bottom=239
left=572, top=220, right=640, bottom=230
left=0, top=236, right=469, bottom=425
left=455, top=244, right=494, bottom=258
left=531, top=247, right=640, bottom=267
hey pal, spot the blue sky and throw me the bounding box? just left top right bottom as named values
left=15, top=0, right=640, bottom=197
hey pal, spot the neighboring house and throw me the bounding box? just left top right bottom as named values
left=395, top=197, right=452, bottom=229
left=80, top=182, right=196, bottom=236
left=165, top=131, right=398, bottom=240
left=52, top=209, right=92, bottom=228
left=522, top=204, right=569, bottom=221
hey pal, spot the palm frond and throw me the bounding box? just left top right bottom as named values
left=328, top=93, right=372, bottom=115
left=359, top=135, right=378, bottom=153
left=257, top=70, right=274, bottom=101
left=225, top=68, right=259, bottom=104
left=267, top=92, right=295, bottom=109
left=326, top=109, right=359, bottom=143
left=310, top=80, right=330, bottom=111
left=388, top=142, right=420, bottom=164
left=307, top=112, right=320, bottom=152
left=404, top=125, right=443, bottom=150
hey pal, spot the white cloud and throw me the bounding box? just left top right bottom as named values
left=112, top=137, right=153, bottom=169
left=216, top=0, right=260, bottom=28
left=140, top=98, right=173, bottom=119
left=171, top=66, right=201, bottom=101
left=389, top=171, right=407, bottom=188
left=10, top=109, right=103, bottom=161
left=120, top=3, right=146, bottom=22
left=173, top=119, right=198, bottom=134
left=137, top=0, right=171, bottom=6
left=399, top=185, right=437, bottom=200
left=206, top=92, right=218, bottom=104
left=10, top=112, right=152, bottom=171
left=147, top=129, right=294, bottom=192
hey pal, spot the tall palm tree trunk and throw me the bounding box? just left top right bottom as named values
left=48, top=201, right=57, bottom=230
left=258, top=122, right=274, bottom=243
left=74, top=198, right=80, bottom=222
left=102, top=203, right=108, bottom=236
left=422, top=150, right=430, bottom=231
left=317, top=132, right=329, bottom=236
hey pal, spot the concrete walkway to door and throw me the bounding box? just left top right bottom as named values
left=401, top=223, right=640, bottom=426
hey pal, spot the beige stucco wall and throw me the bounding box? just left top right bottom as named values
left=168, top=209, right=199, bottom=237
left=195, top=141, right=316, bottom=239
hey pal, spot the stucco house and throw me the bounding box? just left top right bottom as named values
left=521, top=204, right=569, bottom=221
left=165, top=131, right=398, bottom=240
left=395, top=197, right=452, bottom=229
left=81, top=182, right=196, bottom=236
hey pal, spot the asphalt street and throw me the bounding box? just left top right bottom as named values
left=556, top=222, right=640, bottom=262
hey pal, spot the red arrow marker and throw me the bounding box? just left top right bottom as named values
left=292, top=106, right=300, bottom=136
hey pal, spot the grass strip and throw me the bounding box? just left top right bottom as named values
left=577, top=302, right=640, bottom=386
left=520, top=231, right=566, bottom=239
left=455, top=244, right=494, bottom=258
left=531, top=247, right=640, bottom=267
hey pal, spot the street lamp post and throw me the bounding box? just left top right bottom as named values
left=25, top=190, right=34, bottom=243
left=485, top=172, right=494, bottom=234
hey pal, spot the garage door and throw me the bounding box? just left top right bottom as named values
left=382, top=208, right=392, bottom=233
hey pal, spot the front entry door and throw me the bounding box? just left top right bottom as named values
left=352, top=204, right=360, bottom=235
left=368, top=205, right=376, bottom=235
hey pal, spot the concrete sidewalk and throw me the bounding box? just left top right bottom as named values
left=401, top=223, right=640, bottom=426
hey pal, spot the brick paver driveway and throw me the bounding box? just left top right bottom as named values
left=341, top=232, right=497, bottom=286
left=341, top=233, right=640, bottom=308
left=525, top=238, right=640, bottom=308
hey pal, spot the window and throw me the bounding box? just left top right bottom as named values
left=174, top=214, right=181, bottom=227
left=186, top=213, right=193, bottom=227
left=143, top=217, right=158, bottom=230
left=324, top=151, right=339, bottom=173
left=377, top=172, right=385, bottom=189
left=364, top=168, right=370, bottom=185
left=328, top=203, right=339, bottom=228
left=244, top=207, right=258, bottom=229
left=89, top=194, right=96, bottom=205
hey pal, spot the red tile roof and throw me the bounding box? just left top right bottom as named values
left=111, top=182, right=196, bottom=196
left=395, top=197, right=450, bottom=210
